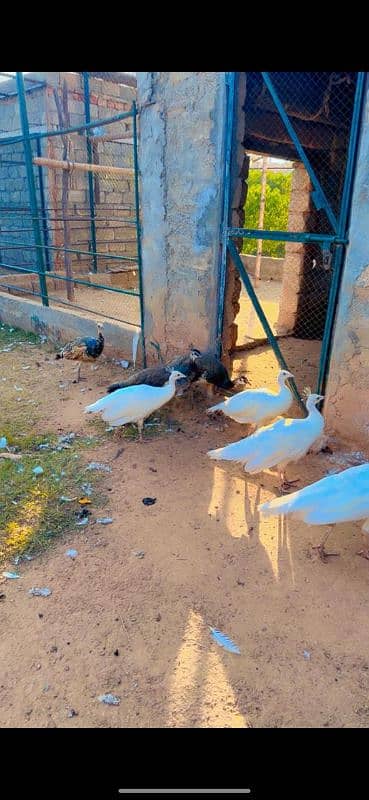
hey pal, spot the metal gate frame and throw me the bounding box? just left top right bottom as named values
left=217, top=71, right=366, bottom=407
left=0, top=73, right=146, bottom=366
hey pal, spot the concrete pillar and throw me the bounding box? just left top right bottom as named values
left=136, top=72, right=227, bottom=362
left=324, top=78, right=369, bottom=446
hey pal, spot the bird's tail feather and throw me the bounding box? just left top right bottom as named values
left=208, top=447, right=227, bottom=460
left=107, top=382, right=125, bottom=394
left=207, top=402, right=225, bottom=414
left=258, top=495, right=294, bottom=517
left=84, top=397, right=107, bottom=414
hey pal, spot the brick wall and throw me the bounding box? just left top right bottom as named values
left=0, top=73, right=138, bottom=290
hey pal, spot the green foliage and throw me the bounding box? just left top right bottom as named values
left=242, top=170, right=292, bottom=258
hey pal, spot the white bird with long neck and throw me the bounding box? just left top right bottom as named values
left=85, top=369, right=186, bottom=442
left=207, top=393, right=324, bottom=492
left=258, top=462, right=369, bottom=563
left=206, top=369, right=294, bottom=430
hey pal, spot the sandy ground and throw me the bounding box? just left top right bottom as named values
left=235, top=279, right=282, bottom=344
left=1, top=343, right=369, bottom=729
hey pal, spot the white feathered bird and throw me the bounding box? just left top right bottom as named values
left=258, top=462, right=369, bottom=562
left=207, top=393, right=324, bottom=491
left=85, top=369, right=186, bottom=441
left=206, top=369, right=294, bottom=429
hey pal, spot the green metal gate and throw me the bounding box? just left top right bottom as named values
left=218, top=71, right=366, bottom=407
left=0, top=72, right=146, bottom=365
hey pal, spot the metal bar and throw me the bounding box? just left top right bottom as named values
left=16, top=72, right=49, bottom=307
left=132, top=101, right=146, bottom=367
left=227, top=238, right=305, bottom=411
left=229, top=227, right=347, bottom=245
left=0, top=261, right=140, bottom=296
left=83, top=73, right=98, bottom=274
left=0, top=107, right=135, bottom=148
left=317, top=72, right=367, bottom=395
left=36, top=137, right=51, bottom=271
left=216, top=72, right=236, bottom=351
left=0, top=237, right=137, bottom=262
left=0, top=82, right=46, bottom=99
left=261, top=72, right=338, bottom=233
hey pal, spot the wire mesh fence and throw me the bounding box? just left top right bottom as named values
left=228, top=70, right=363, bottom=399
left=0, top=71, right=143, bottom=338
left=242, top=71, right=358, bottom=234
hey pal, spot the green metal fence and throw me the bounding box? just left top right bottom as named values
left=0, top=71, right=145, bottom=364
left=219, top=71, right=365, bottom=405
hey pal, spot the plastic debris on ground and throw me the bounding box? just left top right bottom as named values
left=0, top=436, right=7, bottom=449
left=2, top=571, right=20, bottom=580
left=115, top=359, right=129, bottom=369
left=98, top=693, right=120, bottom=706
left=38, top=443, right=50, bottom=450
left=78, top=497, right=92, bottom=506
left=209, top=627, right=241, bottom=655
left=96, top=517, right=113, bottom=525
left=132, top=550, right=145, bottom=559
left=67, top=708, right=78, bottom=718
left=13, top=554, right=33, bottom=565
left=81, top=483, right=93, bottom=496
left=65, top=549, right=78, bottom=559
left=59, top=496, right=77, bottom=504
left=142, top=497, right=156, bottom=506
left=57, top=433, right=76, bottom=450
left=32, top=466, right=44, bottom=476
left=303, top=650, right=311, bottom=660
left=86, top=462, right=112, bottom=473
left=76, top=517, right=89, bottom=527
left=29, top=587, right=52, bottom=597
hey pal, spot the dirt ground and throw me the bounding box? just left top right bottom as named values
left=1, top=339, right=369, bottom=729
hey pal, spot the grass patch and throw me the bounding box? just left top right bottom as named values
left=0, top=322, right=41, bottom=349
left=0, top=434, right=106, bottom=565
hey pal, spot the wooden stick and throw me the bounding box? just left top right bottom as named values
left=33, top=156, right=134, bottom=177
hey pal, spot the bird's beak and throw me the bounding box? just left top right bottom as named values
left=317, top=394, right=325, bottom=402
left=285, top=371, right=294, bottom=379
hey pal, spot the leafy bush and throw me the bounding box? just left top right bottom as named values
left=242, top=170, right=292, bottom=258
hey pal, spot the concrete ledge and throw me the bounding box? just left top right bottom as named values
left=0, top=291, right=142, bottom=364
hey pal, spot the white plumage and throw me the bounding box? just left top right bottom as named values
left=206, top=369, right=294, bottom=428
left=85, top=369, right=185, bottom=441
left=258, top=462, right=369, bottom=562
left=207, top=393, right=324, bottom=490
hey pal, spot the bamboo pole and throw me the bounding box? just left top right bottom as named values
left=33, top=156, right=134, bottom=177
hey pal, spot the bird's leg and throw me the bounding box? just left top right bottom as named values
left=312, top=525, right=340, bottom=563
left=76, top=363, right=81, bottom=383
left=137, top=419, right=144, bottom=443
left=276, top=467, right=300, bottom=494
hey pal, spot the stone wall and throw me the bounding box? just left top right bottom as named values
left=137, top=72, right=227, bottom=362
left=324, top=77, right=369, bottom=446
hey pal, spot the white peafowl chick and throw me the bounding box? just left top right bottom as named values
left=207, top=393, right=324, bottom=492
left=85, top=369, right=186, bottom=442
left=206, top=369, right=294, bottom=430
left=258, top=462, right=369, bottom=563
